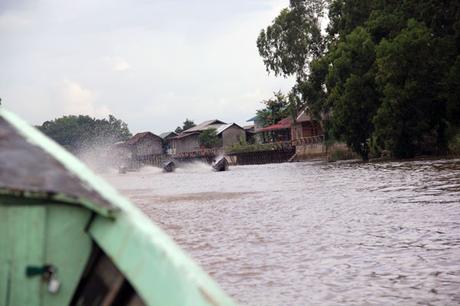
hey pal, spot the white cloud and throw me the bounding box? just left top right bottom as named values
left=59, top=80, right=110, bottom=117
left=103, top=56, right=131, bottom=72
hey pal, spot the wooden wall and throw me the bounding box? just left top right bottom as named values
left=171, top=134, right=200, bottom=154
left=222, top=127, right=246, bottom=148
left=134, top=136, right=163, bottom=157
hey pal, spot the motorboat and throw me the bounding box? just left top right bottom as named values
left=212, top=156, right=229, bottom=171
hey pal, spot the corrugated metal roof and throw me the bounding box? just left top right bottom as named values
left=257, top=117, right=292, bottom=132
left=182, top=119, right=226, bottom=133
left=216, top=123, right=244, bottom=135
left=125, top=132, right=162, bottom=145
left=171, top=132, right=200, bottom=140
left=159, top=131, right=178, bottom=139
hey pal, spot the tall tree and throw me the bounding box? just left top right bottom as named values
left=257, top=0, right=326, bottom=79
left=373, top=20, right=447, bottom=157
left=326, top=27, right=379, bottom=160
left=258, top=0, right=460, bottom=159
left=38, top=115, right=131, bottom=153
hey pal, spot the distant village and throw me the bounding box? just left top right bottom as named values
left=112, top=108, right=335, bottom=168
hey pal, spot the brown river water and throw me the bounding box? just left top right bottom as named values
left=104, top=159, right=460, bottom=306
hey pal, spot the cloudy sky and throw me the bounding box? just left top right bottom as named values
left=0, top=0, right=294, bottom=134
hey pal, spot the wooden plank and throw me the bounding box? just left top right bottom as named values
left=0, top=206, right=10, bottom=306
left=6, top=205, right=46, bottom=306
left=42, top=205, right=93, bottom=306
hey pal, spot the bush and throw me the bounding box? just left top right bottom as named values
left=227, top=142, right=286, bottom=154
left=327, top=145, right=356, bottom=162
left=198, top=129, right=221, bottom=148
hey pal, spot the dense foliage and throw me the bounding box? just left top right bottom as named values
left=38, top=115, right=131, bottom=153
left=198, top=128, right=221, bottom=148
left=175, top=119, right=196, bottom=133
left=258, top=0, right=460, bottom=159
left=256, top=91, right=291, bottom=127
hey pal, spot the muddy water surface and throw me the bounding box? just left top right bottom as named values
left=104, top=159, right=460, bottom=306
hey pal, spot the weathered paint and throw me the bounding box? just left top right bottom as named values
left=0, top=189, right=115, bottom=218
left=42, top=205, right=93, bottom=306
left=0, top=108, right=236, bottom=305
left=218, top=124, right=246, bottom=148
left=0, top=204, right=45, bottom=306
left=0, top=197, right=93, bottom=306
left=171, top=133, right=201, bottom=154
left=0, top=116, right=115, bottom=217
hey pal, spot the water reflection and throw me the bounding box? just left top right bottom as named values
left=105, top=159, right=460, bottom=306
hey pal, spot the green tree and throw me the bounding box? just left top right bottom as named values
left=373, top=20, right=447, bottom=157
left=327, top=0, right=374, bottom=38
left=296, top=56, right=329, bottom=119
left=446, top=56, right=460, bottom=127
left=175, top=118, right=196, bottom=133
left=38, top=115, right=131, bottom=153
left=183, top=119, right=196, bottom=131
left=256, top=91, right=290, bottom=127
left=258, top=0, right=460, bottom=159
left=326, top=27, right=379, bottom=160
left=257, top=0, right=325, bottom=79
left=198, top=128, right=221, bottom=148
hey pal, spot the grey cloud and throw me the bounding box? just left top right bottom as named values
left=1, top=0, right=292, bottom=133
left=0, top=0, right=35, bottom=14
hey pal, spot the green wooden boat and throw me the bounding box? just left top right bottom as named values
left=0, top=108, right=236, bottom=306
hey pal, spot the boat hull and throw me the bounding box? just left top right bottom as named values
left=212, top=157, right=229, bottom=171
left=162, top=160, right=176, bottom=172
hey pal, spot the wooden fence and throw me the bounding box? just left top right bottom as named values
left=125, top=136, right=325, bottom=167
left=172, top=148, right=223, bottom=164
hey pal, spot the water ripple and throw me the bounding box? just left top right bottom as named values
left=105, top=158, right=460, bottom=306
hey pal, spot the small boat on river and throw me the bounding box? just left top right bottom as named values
left=0, top=108, right=235, bottom=306
left=212, top=156, right=229, bottom=171
left=162, top=160, right=176, bottom=172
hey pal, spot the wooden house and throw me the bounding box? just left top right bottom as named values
left=246, top=115, right=264, bottom=130
left=243, top=125, right=256, bottom=144
left=256, top=117, right=292, bottom=142
left=246, top=116, right=264, bottom=143
left=290, top=109, right=323, bottom=141
left=171, top=120, right=226, bottom=154
left=171, top=120, right=245, bottom=154
left=170, top=132, right=201, bottom=154
left=216, top=123, right=246, bottom=148
left=123, top=132, right=164, bottom=161
left=181, top=119, right=226, bottom=134
left=159, top=131, right=178, bottom=154
left=253, top=110, right=322, bottom=144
